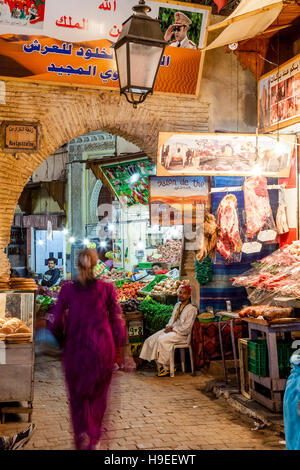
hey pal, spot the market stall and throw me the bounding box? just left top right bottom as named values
left=0, top=277, right=38, bottom=422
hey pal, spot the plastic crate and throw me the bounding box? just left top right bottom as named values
left=247, top=339, right=268, bottom=377
left=138, top=262, right=152, bottom=269
left=247, top=339, right=293, bottom=379
left=277, top=341, right=293, bottom=378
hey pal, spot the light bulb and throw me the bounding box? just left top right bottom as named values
left=137, top=241, right=144, bottom=250
left=108, top=223, right=115, bottom=231
left=83, top=238, right=89, bottom=245
left=100, top=241, right=106, bottom=248
left=130, top=173, right=140, bottom=183
left=69, top=236, right=75, bottom=244
left=274, top=139, right=286, bottom=156
left=63, top=228, right=68, bottom=235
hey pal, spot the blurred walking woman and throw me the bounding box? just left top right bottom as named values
left=48, top=249, right=127, bottom=450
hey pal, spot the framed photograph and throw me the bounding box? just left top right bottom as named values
left=258, top=53, right=300, bottom=132
left=156, top=132, right=295, bottom=178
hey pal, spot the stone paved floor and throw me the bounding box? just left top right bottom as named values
left=0, top=355, right=285, bottom=450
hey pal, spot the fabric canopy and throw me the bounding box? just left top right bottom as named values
left=205, top=0, right=283, bottom=50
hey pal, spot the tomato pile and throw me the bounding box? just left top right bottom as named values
left=117, top=281, right=145, bottom=301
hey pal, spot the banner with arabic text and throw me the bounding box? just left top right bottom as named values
left=0, top=0, right=210, bottom=95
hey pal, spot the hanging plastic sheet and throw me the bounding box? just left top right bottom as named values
left=205, top=0, right=283, bottom=50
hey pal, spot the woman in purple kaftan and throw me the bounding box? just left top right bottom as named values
left=48, top=249, right=126, bottom=450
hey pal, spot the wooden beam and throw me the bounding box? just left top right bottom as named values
left=75, top=151, right=148, bottom=166
left=86, top=163, right=115, bottom=197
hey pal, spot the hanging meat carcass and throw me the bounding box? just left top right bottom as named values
left=276, top=189, right=289, bottom=235
left=195, top=211, right=219, bottom=264
left=216, top=194, right=242, bottom=260
left=243, top=176, right=272, bottom=239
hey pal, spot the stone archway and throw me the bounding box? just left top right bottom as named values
left=0, top=79, right=210, bottom=276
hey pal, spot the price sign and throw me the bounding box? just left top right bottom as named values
left=257, top=230, right=277, bottom=242
left=128, top=321, right=143, bottom=337
left=242, top=242, right=262, bottom=254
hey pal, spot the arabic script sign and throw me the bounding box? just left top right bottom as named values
left=150, top=175, right=208, bottom=226
left=1, top=122, right=39, bottom=152
left=258, top=53, right=300, bottom=131
left=0, top=0, right=210, bottom=96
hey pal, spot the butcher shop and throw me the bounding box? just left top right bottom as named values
left=134, top=108, right=299, bottom=412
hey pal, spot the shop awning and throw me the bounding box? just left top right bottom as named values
left=205, top=0, right=283, bottom=50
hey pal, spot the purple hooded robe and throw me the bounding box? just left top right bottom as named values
left=48, top=279, right=126, bottom=450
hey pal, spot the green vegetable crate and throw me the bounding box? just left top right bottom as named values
left=138, top=274, right=168, bottom=295
left=247, top=338, right=293, bottom=378
left=139, top=262, right=153, bottom=269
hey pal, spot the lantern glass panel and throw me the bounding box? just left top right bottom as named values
left=115, top=43, right=128, bottom=89
left=129, top=42, right=163, bottom=89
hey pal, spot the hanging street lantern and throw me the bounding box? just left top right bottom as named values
left=112, top=0, right=168, bottom=108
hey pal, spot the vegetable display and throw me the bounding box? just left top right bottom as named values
left=105, top=251, right=114, bottom=260
left=36, top=294, right=56, bottom=312
left=195, top=256, right=213, bottom=285
left=150, top=278, right=189, bottom=296
left=114, top=279, right=131, bottom=289
left=121, top=298, right=142, bottom=313
left=139, top=274, right=169, bottom=293
left=100, top=269, right=126, bottom=282
left=117, top=281, right=146, bottom=301
left=147, top=240, right=181, bottom=264
left=139, top=296, right=174, bottom=335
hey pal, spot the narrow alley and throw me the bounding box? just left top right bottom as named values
left=1, top=355, right=284, bottom=451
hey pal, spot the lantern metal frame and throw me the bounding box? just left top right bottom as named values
left=112, top=0, right=168, bottom=108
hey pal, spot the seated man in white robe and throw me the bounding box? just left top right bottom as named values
left=139, top=285, right=197, bottom=377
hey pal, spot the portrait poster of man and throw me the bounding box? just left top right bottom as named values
left=158, top=5, right=205, bottom=50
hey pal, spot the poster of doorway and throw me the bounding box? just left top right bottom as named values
left=35, top=229, right=65, bottom=278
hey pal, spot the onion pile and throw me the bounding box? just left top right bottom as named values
left=147, top=240, right=181, bottom=264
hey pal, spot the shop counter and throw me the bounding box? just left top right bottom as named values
left=243, top=317, right=300, bottom=412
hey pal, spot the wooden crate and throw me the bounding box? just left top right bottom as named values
left=238, top=338, right=251, bottom=400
